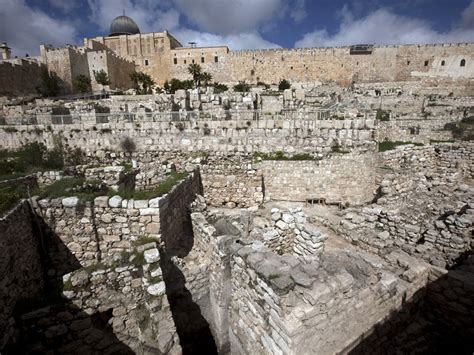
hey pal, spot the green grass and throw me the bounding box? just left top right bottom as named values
left=378, top=141, right=423, bottom=152
left=430, top=139, right=455, bottom=144
left=376, top=109, right=390, bottom=121
left=253, top=151, right=320, bottom=161
left=0, top=172, right=27, bottom=181
left=114, top=171, right=189, bottom=200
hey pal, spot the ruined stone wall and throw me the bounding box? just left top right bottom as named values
left=88, top=50, right=135, bottom=92
left=0, top=116, right=376, bottom=154
left=0, top=202, right=44, bottom=350
left=0, top=59, right=46, bottom=95
left=259, top=153, right=378, bottom=205
left=33, top=170, right=201, bottom=270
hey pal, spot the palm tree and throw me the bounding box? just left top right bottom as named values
left=188, top=63, right=202, bottom=87
left=200, top=72, right=212, bottom=87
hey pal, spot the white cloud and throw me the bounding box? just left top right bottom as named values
left=290, top=0, right=307, bottom=23
left=172, top=0, right=287, bottom=35
left=0, top=0, right=78, bottom=56
left=87, top=0, right=280, bottom=49
left=173, top=28, right=281, bottom=50
left=462, top=0, right=474, bottom=29
left=295, top=5, right=474, bottom=48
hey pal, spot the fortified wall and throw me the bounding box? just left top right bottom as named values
left=0, top=58, right=46, bottom=95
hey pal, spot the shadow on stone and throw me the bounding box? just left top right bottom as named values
left=2, top=208, right=134, bottom=354
left=349, top=249, right=474, bottom=354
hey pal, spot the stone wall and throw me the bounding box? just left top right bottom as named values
left=0, top=58, right=46, bottom=95
left=33, top=170, right=201, bottom=270
left=259, top=153, right=378, bottom=206
left=0, top=202, right=44, bottom=350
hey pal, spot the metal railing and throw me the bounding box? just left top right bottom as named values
left=1, top=107, right=373, bottom=126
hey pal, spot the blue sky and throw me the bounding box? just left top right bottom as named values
left=1, top=0, right=473, bottom=56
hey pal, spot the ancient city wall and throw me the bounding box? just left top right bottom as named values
left=259, top=153, right=378, bottom=205
left=0, top=59, right=46, bottom=95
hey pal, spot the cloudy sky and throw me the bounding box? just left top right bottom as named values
left=1, top=0, right=473, bottom=56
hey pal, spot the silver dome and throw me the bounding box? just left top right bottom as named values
left=109, top=15, right=140, bottom=36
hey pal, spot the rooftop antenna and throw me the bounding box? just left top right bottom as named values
left=188, top=41, right=197, bottom=48
left=123, top=9, right=125, bottom=16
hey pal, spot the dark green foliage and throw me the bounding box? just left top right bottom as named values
left=376, top=109, right=390, bottom=121
left=257, top=81, right=270, bottom=89
left=253, top=151, right=319, bottom=161
left=130, top=71, right=155, bottom=94
left=164, top=79, right=194, bottom=94
left=74, top=74, right=91, bottom=93
left=94, top=70, right=110, bottom=86
left=3, top=127, right=18, bottom=133
left=278, top=79, right=291, bottom=91
left=234, top=82, right=251, bottom=93
left=37, top=69, right=60, bottom=97
left=378, top=141, right=423, bottom=152
left=212, top=82, right=228, bottom=94
left=120, top=137, right=136, bottom=154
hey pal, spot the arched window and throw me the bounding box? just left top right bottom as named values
left=441, top=60, right=445, bottom=66
left=460, top=59, right=466, bottom=67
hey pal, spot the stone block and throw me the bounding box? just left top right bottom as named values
left=140, top=208, right=160, bottom=216
left=62, top=197, right=79, bottom=207
left=144, top=248, right=161, bottom=263
left=108, top=195, right=123, bottom=208
left=147, top=281, right=166, bottom=296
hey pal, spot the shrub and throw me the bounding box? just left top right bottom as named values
left=120, top=137, right=136, bottom=154
left=213, top=83, right=228, bottom=94
left=94, top=70, right=110, bottom=86
left=376, top=109, right=390, bottom=121
left=37, top=69, right=60, bottom=97
left=378, top=141, right=423, bottom=152
left=130, top=71, right=155, bottom=94
left=234, top=82, right=251, bottom=93
left=278, top=79, right=291, bottom=91
left=164, top=79, right=194, bottom=94
left=74, top=74, right=91, bottom=93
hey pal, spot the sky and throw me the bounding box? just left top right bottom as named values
left=0, top=0, right=473, bottom=57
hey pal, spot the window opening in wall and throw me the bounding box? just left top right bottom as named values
left=214, top=56, right=218, bottom=63
left=192, top=59, right=195, bottom=64
left=174, top=58, right=177, bottom=65
left=424, top=60, right=429, bottom=66
left=407, top=60, right=410, bottom=65
left=145, top=59, right=149, bottom=66
left=307, top=198, right=326, bottom=206
left=290, top=66, right=293, bottom=70
left=441, top=60, right=445, bottom=66
left=201, top=57, right=205, bottom=63
left=460, top=59, right=466, bottom=67
left=250, top=69, right=255, bottom=76
left=184, top=60, right=187, bottom=64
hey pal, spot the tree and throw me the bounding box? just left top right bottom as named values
left=278, top=79, right=291, bottom=91
left=188, top=63, right=202, bottom=87
left=37, top=69, right=60, bottom=97
left=234, top=81, right=251, bottom=93
left=200, top=72, right=212, bottom=87
left=94, top=70, right=110, bottom=86
left=164, top=79, right=194, bottom=94
left=74, top=74, right=91, bottom=93
left=130, top=71, right=155, bottom=94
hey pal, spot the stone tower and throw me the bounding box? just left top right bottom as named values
left=0, top=42, right=11, bottom=60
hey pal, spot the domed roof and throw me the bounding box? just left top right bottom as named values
left=109, top=15, right=140, bottom=36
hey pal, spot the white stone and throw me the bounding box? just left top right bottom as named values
left=62, top=197, right=79, bottom=207
left=149, top=197, right=162, bottom=208
left=144, top=248, right=161, bottom=263
left=140, top=208, right=160, bottom=216
left=275, top=220, right=288, bottom=230
left=94, top=196, right=109, bottom=207
left=281, top=213, right=294, bottom=224
left=134, top=200, right=149, bottom=209
left=108, top=195, right=123, bottom=208
left=147, top=282, right=166, bottom=296
left=151, top=267, right=163, bottom=278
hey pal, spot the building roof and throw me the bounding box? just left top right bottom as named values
left=109, top=15, right=140, bottom=36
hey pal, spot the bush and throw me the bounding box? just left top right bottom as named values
left=130, top=71, right=155, bottom=94
left=378, top=141, right=423, bottom=152
left=94, top=70, right=110, bottom=86
left=234, top=82, right=251, bottom=93
left=443, top=117, right=474, bottom=141
left=376, top=109, right=390, bottom=121
left=164, top=79, right=194, bottom=94
left=37, top=69, right=60, bottom=97
left=213, top=83, right=228, bottom=94
left=278, top=79, right=291, bottom=91
left=120, top=137, right=136, bottom=154
left=74, top=74, right=91, bottom=93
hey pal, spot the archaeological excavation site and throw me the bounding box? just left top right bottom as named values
left=0, top=10, right=473, bottom=355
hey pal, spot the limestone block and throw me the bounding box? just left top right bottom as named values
left=134, top=200, right=149, bottom=209
left=62, top=197, right=79, bottom=208
left=108, top=195, right=123, bottom=208
left=94, top=196, right=109, bottom=207
left=149, top=197, right=162, bottom=207
left=140, top=208, right=160, bottom=216
left=147, top=281, right=166, bottom=296
left=144, top=248, right=161, bottom=263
